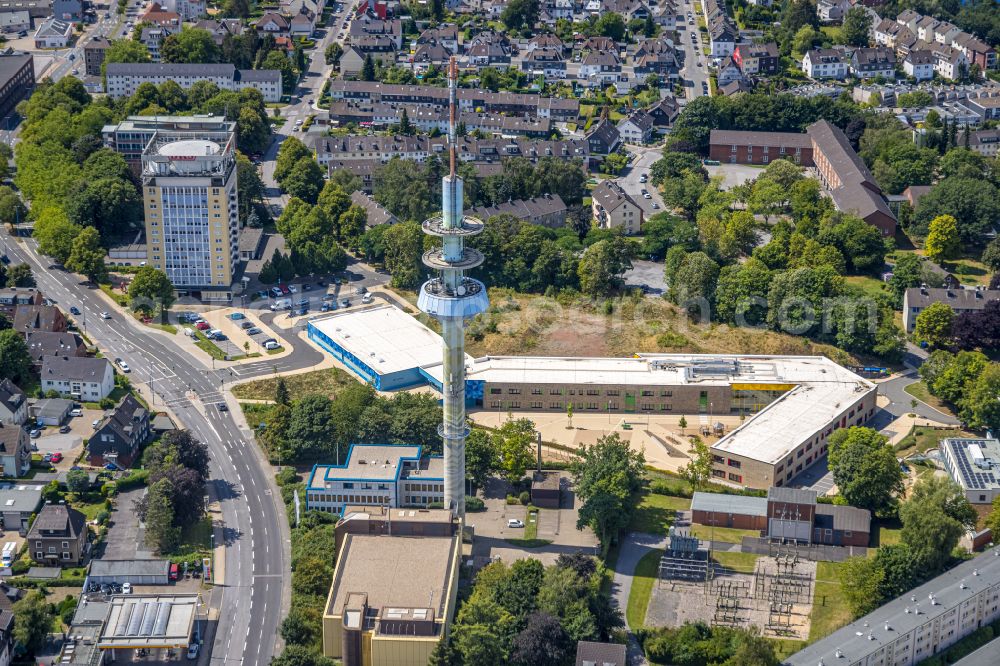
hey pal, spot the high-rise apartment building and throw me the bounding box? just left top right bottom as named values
left=141, top=127, right=239, bottom=301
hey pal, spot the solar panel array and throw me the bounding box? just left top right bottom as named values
left=950, top=440, right=998, bottom=490
left=112, top=601, right=174, bottom=638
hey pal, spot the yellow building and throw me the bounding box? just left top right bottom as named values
left=322, top=514, right=461, bottom=666
left=141, top=129, right=239, bottom=302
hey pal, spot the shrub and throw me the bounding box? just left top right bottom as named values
left=519, top=491, right=531, bottom=505
left=116, top=469, right=149, bottom=491
left=465, top=496, right=485, bottom=512
left=505, top=495, right=520, bottom=505
left=649, top=479, right=692, bottom=498
left=427, top=502, right=444, bottom=509
left=95, top=510, right=110, bottom=526
left=99, top=397, right=115, bottom=409
left=276, top=467, right=300, bottom=486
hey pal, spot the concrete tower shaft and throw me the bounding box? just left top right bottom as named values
left=416, top=57, right=489, bottom=520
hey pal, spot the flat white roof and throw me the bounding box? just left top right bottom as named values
left=99, top=595, right=198, bottom=649
left=423, top=353, right=875, bottom=466
left=310, top=305, right=455, bottom=377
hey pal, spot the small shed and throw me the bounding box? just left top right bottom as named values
left=530, top=471, right=561, bottom=509
left=151, top=413, right=176, bottom=433
left=87, top=559, right=171, bottom=585
left=30, top=398, right=73, bottom=426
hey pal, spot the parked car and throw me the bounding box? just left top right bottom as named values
left=170, top=563, right=180, bottom=581
left=122, top=582, right=132, bottom=594
left=195, top=322, right=211, bottom=330
left=240, top=321, right=253, bottom=329
left=105, top=462, right=121, bottom=471
left=114, top=358, right=130, bottom=373
left=29, top=429, right=40, bottom=438
left=270, top=287, right=283, bottom=298
left=229, top=312, right=244, bottom=320
left=187, top=643, right=200, bottom=660
left=59, top=425, right=71, bottom=434
left=507, top=519, right=525, bottom=528
left=361, top=293, right=373, bottom=304
left=69, top=408, right=82, bottom=417
left=214, top=334, right=228, bottom=342
left=246, top=327, right=262, bottom=335
left=341, top=299, right=351, bottom=307
left=51, top=452, right=63, bottom=463
left=263, top=340, right=281, bottom=350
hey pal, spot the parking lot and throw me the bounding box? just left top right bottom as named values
left=174, top=309, right=288, bottom=358
left=469, top=475, right=599, bottom=566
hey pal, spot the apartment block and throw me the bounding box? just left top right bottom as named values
left=141, top=125, right=239, bottom=300
left=105, top=63, right=281, bottom=102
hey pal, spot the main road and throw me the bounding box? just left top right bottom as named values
left=2, top=233, right=308, bottom=666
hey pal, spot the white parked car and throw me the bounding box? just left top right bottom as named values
left=263, top=340, right=282, bottom=351
left=507, top=519, right=525, bottom=528
left=361, top=293, right=373, bottom=304
left=187, top=643, right=200, bottom=661
left=122, top=582, right=132, bottom=594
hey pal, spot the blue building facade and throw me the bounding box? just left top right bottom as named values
left=307, top=320, right=428, bottom=391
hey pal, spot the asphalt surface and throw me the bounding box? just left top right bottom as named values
left=4, top=234, right=291, bottom=666
left=677, top=0, right=711, bottom=101
left=618, top=146, right=666, bottom=217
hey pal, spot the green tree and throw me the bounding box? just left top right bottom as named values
left=382, top=221, right=424, bottom=289
left=577, top=236, right=635, bottom=296
left=144, top=477, right=180, bottom=553
left=222, top=0, right=250, bottom=17
left=275, top=377, right=290, bottom=406
left=33, top=207, right=81, bottom=263
left=0, top=330, right=31, bottom=384
left=888, top=253, right=924, bottom=303
left=102, top=38, right=150, bottom=76
left=669, top=251, right=719, bottom=315
left=913, top=301, right=954, bottom=348
left=681, top=437, right=713, bottom=490
left=12, top=590, right=54, bottom=654
left=493, top=418, right=536, bottom=483
left=263, top=50, right=297, bottom=93
left=361, top=54, right=376, bottom=82
left=66, top=469, right=90, bottom=493
left=595, top=12, right=626, bottom=40
left=5, top=263, right=33, bottom=288
left=572, top=433, right=645, bottom=553
left=839, top=556, right=883, bottom=617
left=0, top=185, right=26, bottom=226
left=325, top=42, right=343, bottom=66
left=65, top=226, right=107, bottom=283
left=827, top=427, right=903, bottom=515
left=282, top=159, right=324, bottom=204
left=128, top=266, right=175, bottom=313
left=270, top=645, right=336, bottom=666
left=964, top=364, right=1000, bottom=433
left=982, top=239, right=1000, bottom=272
left=900, top=477, right=966, bottom=572
left=842, top=7, right=873, bottom=47
left=274, top=137, right=312, bottom=184
left=466, top=429, right=498, bottom=492
left=285, top=395, right=336, bottom=459
left=924, top=214, right=961, bottom=264
left=501, top=0, right=540, bottom=30
left=914, top=177, right=1000, bottom=243
left=714, top=258, right=771, bottom=325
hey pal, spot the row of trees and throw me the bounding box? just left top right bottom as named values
left=638, top=622, right=779, bottom=666
left=134, top=431, right=211, bottom=553
left=841, top=475, right=976, bottom=616
left=918, top=350, right=1000, bottom=433
left=431, top=554, right=622, bottom=665
left=256, top=381, right=444, bottom=463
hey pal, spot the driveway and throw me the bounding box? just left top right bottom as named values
left=610, top=532, right=667, bottom=666
left=618, top=147, right=664, bottom=217
left=102, top=487, right=153, bottom=560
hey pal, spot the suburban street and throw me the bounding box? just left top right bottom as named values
left=619, top=146, right=666, bottom=217
left=677, top=0, right=711, bottom=101
left=2, top=233, right=292, bottom=666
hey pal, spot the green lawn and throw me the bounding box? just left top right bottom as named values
left=193, top=330, right=228, bottom=361
left=628, top=494, right=690, bottom=535
left=844, top=275, right=889, bottom=300
left=232, top=367, right=356, bottom=400
left=895, top=424, right=972, bottom=455
left=711, top=551, right=759, bottom=573
left=690, top=524, right=761, bottom=544
left=69, top=493, right=108, bottom=522
left=875, top=519, right=902, bottom=547
left=903, top=381, right=953, bottom=415
left=942, top=256, right=991, bottom=286
left=626, top=549, right=661, bottom=630
left=810, top=561, right=851, bottom=642
left=168, top=516, right=214, bottom=564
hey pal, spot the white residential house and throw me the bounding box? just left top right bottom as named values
left=933, top=21, right=962, bottom=46
left=617, top=111, right=654, bottom=144
left=802, top=48, right=848, bottom=79
left=34, top=18, right=72, bottom=48
left=903, top=50, right=935, bottom=81
left=592, top=180, right=643, bottom=235
left=850, top=47, right=896, bottom=79
left=934, top=45, right=968, bottom=80
left=41, top=356, right=115, bottom=402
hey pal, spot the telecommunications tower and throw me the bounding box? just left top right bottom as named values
left=416, top=57, right=489, bottom=520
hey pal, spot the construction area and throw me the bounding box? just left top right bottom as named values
left=645, top=532, right=817, bottom=640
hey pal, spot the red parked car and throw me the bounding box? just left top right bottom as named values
left=50, top=452, right=63, bottom=463
left=170, top=563, right=179, bottom=581
left=195, top=322, right=211, bottom=330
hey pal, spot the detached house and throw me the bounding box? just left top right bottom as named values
left=41, top=356, right=114, bottom=402
left=88, top=394, right=151, bottom=468
left=903, top=50, right=935, bottom=80
left=592, top=180, right=643, bottom=235
left=732, top=42, right=779, bottom=75
left=255, top=12, right=290, bottom=35
left=0, top=423, right=29, bottom=478
left=617, top=110, right=654, bottom=144
left=803, top=48, right=848, bottom=79
left=586, top=118, right=621, bottom=156
left=26, top=503, right=88, bottom=566
left=0, top=380, right=26, bottom=426
left=14, top=304, right=66, bottom=333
